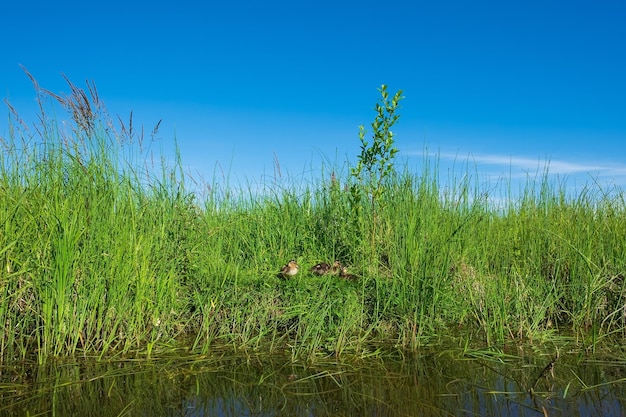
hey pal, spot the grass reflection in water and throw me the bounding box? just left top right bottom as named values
left=1, top=342, right=625, bottom=417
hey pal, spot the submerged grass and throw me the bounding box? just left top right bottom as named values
left=1, top=72, right=625, bottom=363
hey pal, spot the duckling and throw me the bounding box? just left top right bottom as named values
left=310, top=262, right=331, bottom=275
left=339, top=265, right=358, bottom=280
left=330, top=260, right=342, bottom=275
left=278, top=259, right=299, bottom=278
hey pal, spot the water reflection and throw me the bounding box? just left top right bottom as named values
left=1, top=346, right=625, bottom=416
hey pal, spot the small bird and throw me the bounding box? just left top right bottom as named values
left=311, top=260, right=344, bottom=276
left=278, top=259, right=299, bottom=278
left=310, top=262, right=331, bottom=275
left=339, top=265, right=358, bottom=280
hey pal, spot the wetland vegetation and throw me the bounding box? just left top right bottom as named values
left=1, top=70, right=625, bottom=395
left=0, top=70, right=626, bottom=361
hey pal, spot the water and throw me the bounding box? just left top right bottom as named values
left=1, top=345, right=625, bottom=416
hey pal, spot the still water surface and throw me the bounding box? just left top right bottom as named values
left=1, top=344, right=624, bottom=416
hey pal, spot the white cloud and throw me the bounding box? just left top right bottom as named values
left=436, top=152, right=609, bottom=174
left=402, top=149, right=626, bottom=189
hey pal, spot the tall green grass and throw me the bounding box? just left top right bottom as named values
left=1, top=72, right=625, bottom=363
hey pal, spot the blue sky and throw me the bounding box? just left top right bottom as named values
left=2, top=0, right=625, bottom=197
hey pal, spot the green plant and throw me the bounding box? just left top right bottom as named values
left=349, top=85, right=404, bottom=261
left=351, top=85, right=404, bottom=204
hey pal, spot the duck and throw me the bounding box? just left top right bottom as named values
left=310, top=262, right=331, bottom=275
left=311, top=260, right=343, bottom=276
left=278, top=259, right=299, bottom=278
left=339, top=265, right=358, bottom=280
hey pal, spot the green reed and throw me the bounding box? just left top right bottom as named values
left=1, top=72, right=625, bottom=363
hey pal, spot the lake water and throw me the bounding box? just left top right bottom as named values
left=1, top=344, right=625, bottom=416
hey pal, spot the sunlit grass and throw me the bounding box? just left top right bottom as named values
left=1, top=71, right=625, bottom=363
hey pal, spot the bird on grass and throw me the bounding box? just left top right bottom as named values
left=310, top=262, right=331, bottom=275
left=311, top=260, right=343, bottom=276
left=278, top=259, right=299, bottom=278
left=330, top=260, right=342, bottom=275
left=339, top=265, right=359, bottom=280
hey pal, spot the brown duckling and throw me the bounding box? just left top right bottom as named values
left=278, top=259, right=299, bottom=278
left=311, top=260, right=344, bottom=276
left=310, top=262, right=331, bottom=275
left=339, top=265, right=359, bottom=280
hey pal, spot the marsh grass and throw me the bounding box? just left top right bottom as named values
left=1, top=72, right=625, bottom=363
